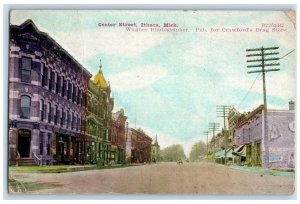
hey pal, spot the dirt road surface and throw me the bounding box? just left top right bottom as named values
left=9, top=162, right=294, bottom=195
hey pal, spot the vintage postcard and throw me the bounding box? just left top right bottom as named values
left=8, top=10, right=296, bottom=195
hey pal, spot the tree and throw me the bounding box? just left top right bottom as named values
left=160, top=144, right=186, bottom=162
left=189, top=141, right=207, bottom=162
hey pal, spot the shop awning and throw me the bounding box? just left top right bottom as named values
left=214, top=149, right=233, bottom=158
left=232, top=145, right=246, bottom=157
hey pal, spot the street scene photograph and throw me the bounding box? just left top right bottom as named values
left=7, top=10, right=295, bottom=195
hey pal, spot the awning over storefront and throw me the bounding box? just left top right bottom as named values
left=232, top=145, right=246, bottom=157
left=214, top=149, right=233, bottom=158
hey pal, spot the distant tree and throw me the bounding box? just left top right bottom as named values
left=189, top=141, right=207, bottom=162
left=160, top=144, right=186, bottom=162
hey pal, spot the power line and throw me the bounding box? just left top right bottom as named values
left=246, top=46, right=280, bottom=169
left=237, top=49, right=294, bottom=109
left=237, top=73, right=261, bottom=109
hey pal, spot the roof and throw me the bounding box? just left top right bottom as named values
left=235, top=105, right=264, bottom=129
left=93, top=69, right=108, bottom=88
left=112, top=109, right=127, bottom=120
left=10, top=19, right=92, bottom=78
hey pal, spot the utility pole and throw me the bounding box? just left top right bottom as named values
left=208, top=123, right=220, bottom=155
left=203, top=131, right=209, bottom=155
left=216, top=105, right=231, bottom=165
left=246, top=46, right=280, bottom=169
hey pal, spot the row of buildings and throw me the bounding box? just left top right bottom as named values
left=8, top=19, right=160, bottom=166
left=207, top=102, right=295, bottom=170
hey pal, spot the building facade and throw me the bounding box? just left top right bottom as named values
left=110, top=109, right=128, bottom=164
left=227, top=107, right=241, bottom=148
left=86, top=66, right=114, bottom=165
left=9, top=20, right=92, bottom=166
left=235, top=103, right=295, bottom=169
left=129, top=128, right=152, bottom=163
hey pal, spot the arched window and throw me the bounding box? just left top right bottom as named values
left=40, top=99, right=44, bottom=121
left=54, top=105, right=59, bottom=125
left=48, top=102, right=52, bottom=123
left=20, top=95, right=31, bottom=118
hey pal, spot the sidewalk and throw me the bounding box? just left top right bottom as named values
left=9, top=163, right=144, bottom=173
left=228, top=164, right=294, bottom=178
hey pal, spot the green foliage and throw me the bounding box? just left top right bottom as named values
left=189, top=140, right=207, bottom=162
left=160, top=144, right=186, bottom=162
left=87, top=145, right=97, bottom=164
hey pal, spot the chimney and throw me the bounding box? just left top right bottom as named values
left=289, top=100, right=295, bottom=110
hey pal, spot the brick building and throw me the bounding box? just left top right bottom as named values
left=234, top=103, right=295, bottom=169
left=128, top=128, right=152, bottom=163
left=110, top=109, right=127, bottom=164
left=8, top=20, right=92, bottom=165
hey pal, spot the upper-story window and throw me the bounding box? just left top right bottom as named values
left=77, top=89, right=81, bottom=106
left=73, top=86, right=77, bottom=103
left=54, top=105, right=59, bottom=125
left=62, top=77, right=66, bottom=97
left=20, top=57, right=32, bottom=83
left=40, top=99, right=44, bottom=121
left=48, top=102, right=52, bottom=123
left=49, top=71, right=55, bottom=91
left=68, top=82, right=73, bottom=100
left=20, top=95, right=31, bottom=119
left=56, top=75, right=61, bottom=94
left=41, top=65, right=48, bottom=87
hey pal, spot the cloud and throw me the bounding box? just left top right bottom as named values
left=222, top=72, right=295, bottom=100
left=51, top=28, right=168, bottom=63
left=108, top=65, right=168, bottom=92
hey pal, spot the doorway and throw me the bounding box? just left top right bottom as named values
left=17, top=129, right=31, bottom=157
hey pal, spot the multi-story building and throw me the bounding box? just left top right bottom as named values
left=9, top=20, right=92, bottom=166
left=235, top=102, right=295, bottom=169
left=129, top=128, right=152, bottom=163
left=227, top=107, right=241, bottom=148
left=110, top=109, right=127, bottom=164
left=86, top=65, right=114, bottom=165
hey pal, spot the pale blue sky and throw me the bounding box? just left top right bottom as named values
left=10, top=10, right=296, bottom=154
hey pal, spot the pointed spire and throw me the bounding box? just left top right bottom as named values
left=99, top=59, right=102, bottom=71
left=154, top=135, right=158, bottom=144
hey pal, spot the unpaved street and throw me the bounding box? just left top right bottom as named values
left=9, top=162, right=294, bottom=195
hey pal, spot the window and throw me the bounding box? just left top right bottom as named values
left=20, top=95, right=31, bottom=118
left=62, top=77, right=65, bottom=97
left=48, top=102, right=52, bottom=123
left=54, top=105, right=59, bottom=125
left=49, top=71, right=53, bottom=90
left=66, top=112, right=70, bottom=128
left=71, top=113, right=75, bottom=129
left=20, top=57, right=31, bottom=83
left=78, top=117, right=81, bottom=131
left=56, top=75, right=61, bottom=94
left=73, top=86, right=77, bottom=103
left=47, top=133, right=51, bottom=155
left=40, top=99, right=44, bottom=121
left=52, top=72, right=57, bottom=92
left=39, top=132, right=44, bottom=155
left=77, top=89, right=81, bottom=105
left=42, top=66, right=48, bottom=87
left=68, top=82, right=72, bottom=100
left=61, top=109, right=65, bottom=126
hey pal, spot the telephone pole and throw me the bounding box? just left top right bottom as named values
left=246, top=46, right=280, bottom=169
left=203, top=131, right=209, bottom=155
left=216, top=105, right=231, bottom=165
left=208, top=123, right=220, bottom=154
